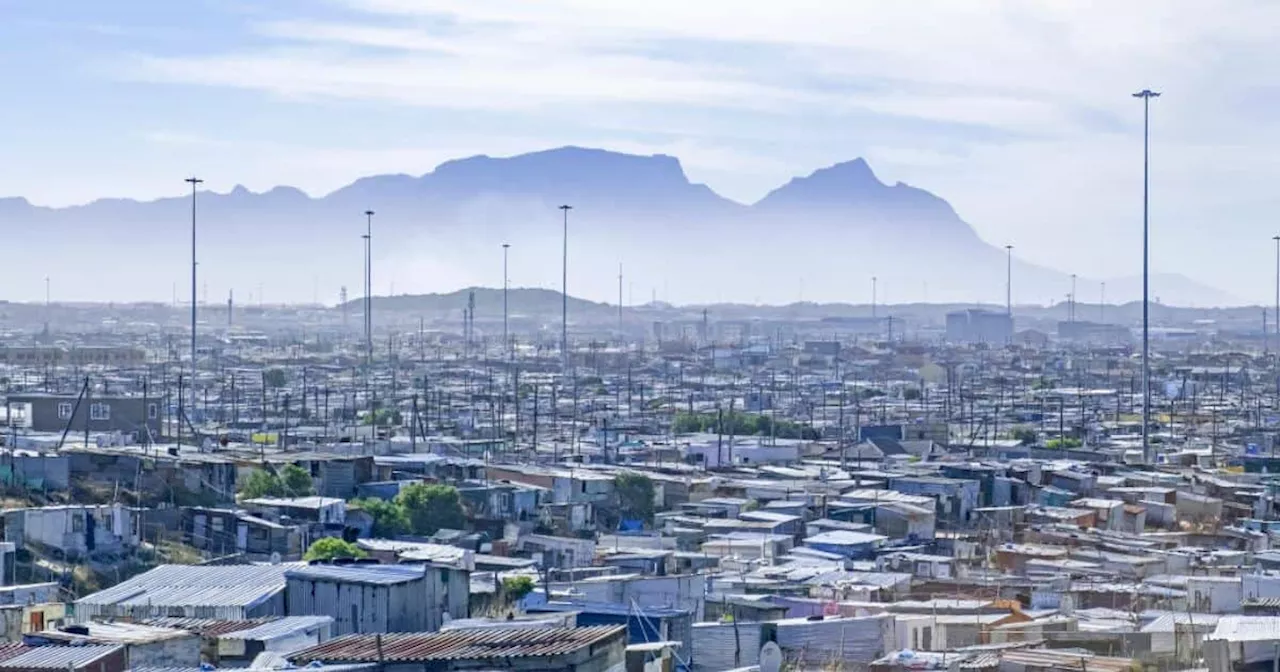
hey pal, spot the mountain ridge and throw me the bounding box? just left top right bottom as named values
left=0, top=146, right=1234, bottom=306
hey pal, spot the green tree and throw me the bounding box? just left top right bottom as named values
left=615, top=472, right=656, bottom=524
left=363, top=408, right=403, bottom=426
left=1045, top=437, right=1083, bottom=450
left=281, top=464, right=316, bottom=497
left=395, top=484, right=465, bottom=535
left=263, top=368, right=288, bottom=389
left=355, top=497, right=409, bottom=537
left=304, top=537, right=367, bottom=561
left=1011, top=428, right=1038, bottom=446
left=239, top=469, right=285, bottom=499
left=502, top=575, right=536, bottom=602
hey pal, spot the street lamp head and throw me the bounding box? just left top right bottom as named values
left=1132, top=89, right=1161, bottom=99
left=364, top=210, right=375, bottom=217
left=502, top=243, right=510, bottom=249
left=559, top=204, right=573, bottom=211
left=185, top=177, right=203, bottom=186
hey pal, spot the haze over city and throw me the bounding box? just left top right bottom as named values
left=8, top=4, right=1280, bottom=669
left=4, top=1, right=1280, bottom=305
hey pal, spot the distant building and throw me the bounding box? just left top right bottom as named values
left=1057, top=320, right=1132, bottom=345
left=6, top=392, right=158, bottom=439
left=0, top=346, right=145, bottom=367
left=284, top=563, right=470, bottom=635
left=945, top=309, right=1013, bottom=344
left=4, top=504, right=142, bottom=558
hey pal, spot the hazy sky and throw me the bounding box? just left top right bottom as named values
left=4, top=1, right=1280, bottom=301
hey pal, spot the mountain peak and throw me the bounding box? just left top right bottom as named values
left=429, top=146, right=694, bottom=199
left=821, top=157, right=880, bottom=184
left=753, top=156, right=887, bottom=209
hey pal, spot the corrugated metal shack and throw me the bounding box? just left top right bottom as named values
left=284, top=563, right=469, bottom=636
left=287, top=626, right=627, bottom=672
left=74, top=565, right=289, bottom=622
left=0, top=644, right=126, bottom=672
left=526, top=600, right=694, bottom=655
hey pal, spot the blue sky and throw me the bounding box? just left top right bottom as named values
left=5, top=0, right=1280, bottom=302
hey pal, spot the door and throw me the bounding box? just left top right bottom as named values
left=193, top=514, right=206, bottom=549
left=237, top=523, right=248, bottom=553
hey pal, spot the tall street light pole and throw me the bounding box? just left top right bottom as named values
left=502, top=243, right=510, bottom=359
left=871, top=276, right=877, bottom=318
left=185, top=177, right=202, bottom=398
left=1005, top=244, right=1013, bottom=344
left=1264, top=234, right=1274, bottom=350
left=363, top=210, right=374, bottom=368
left=1134, top=88, right=1160, bottom=464
left=559, top=205, right=572, bottom=372
left=1070, top=273, right=1077, bottom=323
left=1100, top=282, right=1106, bottom=322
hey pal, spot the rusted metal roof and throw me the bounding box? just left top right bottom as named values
left=998, top=649, right=1135, bottom=672
left=0, top=644, right=28, bottom=663
left=139, top=616, right=272, bottom=637
left=290, top=626, right=626, bottom=663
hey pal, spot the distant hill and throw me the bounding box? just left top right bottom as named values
left=0, top=146, right=1233, bottom=306
left=356, top=287, right=618, bottom=320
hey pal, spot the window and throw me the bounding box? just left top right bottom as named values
left=147, top=403, right=158, bottom=420
left=211, top=518, right=224, bottom=533
left=89, top=403, right=110, bottom=421
left=57, top=403, right=72, bottom=420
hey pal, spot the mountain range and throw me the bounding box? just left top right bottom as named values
left=0, top=147, right=1234, bottom=307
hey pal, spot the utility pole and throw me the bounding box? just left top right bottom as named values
left=1133, top=87, right=1160, bottom=464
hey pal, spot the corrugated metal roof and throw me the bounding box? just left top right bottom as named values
left=32, top=622, right=192, bottom=644
left=1210, top=615, right=1280, bottom=642
left=528, top=600, right=690, bottom=618
left=284, top=564, right=425, bottom=585
left=0, top=645, right=122, bottom=669
left=138, top=617, right=269, bottom=637
left=998, top=649, right=1134, bottom=672
left=76, top=565, right=288, bottom=610
left=0, top=644, right=27, bottom=663
left=290, top=626, right=626, bottom=663
left=958, top=652, right=1001, bottom=670
left=218, top=615, right=334, bottom=641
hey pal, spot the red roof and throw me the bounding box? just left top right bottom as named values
left=290, top=626, right=626, bottom=663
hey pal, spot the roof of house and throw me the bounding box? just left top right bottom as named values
left=289, top=626, right=626, bottom=663
left=76, top=564, right=289, bottom=611
left=284, top=564, right=426, bottom=586
left=803, top=530, right=888, bottom=546
left=0, top=645, right=122, bottom=669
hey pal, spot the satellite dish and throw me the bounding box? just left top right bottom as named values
left=270, top=552, right=282, bottom=565
left=759, top=642, right=783, bottom=672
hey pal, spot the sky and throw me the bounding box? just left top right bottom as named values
left=3, top=0, right=1280, bottom=302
